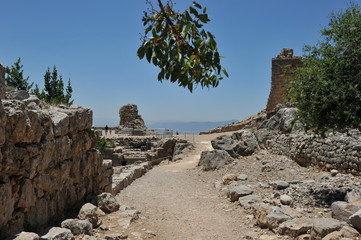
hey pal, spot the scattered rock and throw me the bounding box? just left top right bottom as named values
left=322, top=226, right=360, bottom=240
left=330, top=169, right=338, bottom=177
left=78, top=203, right=100, bottom=228
left=61, top=218, right=93, bottom=236
left=331, top=201, right=361, bottom=223
left=349, top=209, right=361, bottom=231
left=239, top=195, right=261, bottom=207
left=345, top=189, right=361, bottom=205
left=228, top=185, right=254, bottom=202
left=13, top=232, right=40, bottom=240
left=243, top=231, right=259, bottom=240
left=222, top=174, right=238, bottom=185
left=198, top=150, right=234, bottom=171
left=237, top=174, right=248, bottom=181
left=259, top=235, right=279, bottom=240
left=269, top=180, right=289, bottom=190
left=278, top=217, right=315, bottom=237
left=94, top=193, right=120, bottom=213
left=280, top=195, right=293, bottom=205
left=40, top=227, right=74, bottom=240
left=253, top=204, right=293, bottom=229
left=310, top=218, right=347, bottom=240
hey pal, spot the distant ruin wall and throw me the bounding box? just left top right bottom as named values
left=266, top=48, right=303, bottom=112
left=0, top=95, right=112, bottom=238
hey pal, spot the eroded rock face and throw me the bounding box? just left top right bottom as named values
left=119, top=104, right=146, bottom=129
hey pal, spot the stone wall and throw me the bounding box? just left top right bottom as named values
left=265, top=132, right=361, bottom=174
left=266, top=49, right=303, bottom=112
left=0, top=93, right=111, bottom=239
left=119, top=104, right=146, bottom=129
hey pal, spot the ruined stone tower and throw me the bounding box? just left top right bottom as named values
left=266, top=48, right=303, bottom=112
left=119, top=104, right=147, bottom=129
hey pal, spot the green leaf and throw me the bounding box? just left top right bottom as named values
left=222, top=69, right=229, bottom=78
left=146, top=47, right=153, bottom=63
left=193, top=2, right=202, bottom=9
left=189, top=7, right=198, bottom=16
left=137, top=46, right=146, bottom=59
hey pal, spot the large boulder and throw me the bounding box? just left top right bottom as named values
left=211, top=130, right=258, bottom=157
left=93, top=193, right=120, bottom=213
left=198, top=150, right=234, bottom=171
left=78, top=203, right=100, bottom=228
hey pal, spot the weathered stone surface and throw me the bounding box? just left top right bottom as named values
left=228, top=185, right=254, bottom=202
left=322, top=226, right=360, bottom=240
left=349, top=209, right=361, bottom=231
left=61, top=218, right=93, bottom=236
left=310, top=218, right=346, bottom=240
left=237, top=174, right=248, bottom=181
left=78, top=203, right=99, bottom=228
left=0, top=96, right=108, bottom=239
left=94, top=193, right=120, bottom=214
left=278, top=217, right=315, bottom=237
left=6, top=90, right=30, bottom=100
left=40, top=227, right=74, bottom=240
left=119, top=104, right=146, bottom=129
left=331, top=201, right=361, bottom=223
left=211, top=130, right=258, bottom=157
left=253, top=204, right=293, bottom=229
left=345, top=189, right=361, bottom=205
left=198, top=150, right=234, bottom=171
left=239, top=195, right=261, bottom=207
left=13, top=232, right=40, bottom=240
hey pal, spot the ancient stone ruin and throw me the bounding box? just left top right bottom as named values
left=0, top=63, right=112, bottom=238
left=119, top=104, right=146, bottom=129
left=266, top=48, right=303, bottom=112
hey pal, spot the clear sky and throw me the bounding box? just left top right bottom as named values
left=1, top=0, right=359, bottom=126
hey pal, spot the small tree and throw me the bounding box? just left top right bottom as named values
left=33, top=66, right=73, bottom=105
left=5, top=57, right=33, bottom=91
left=138, top=0, right=228, bottom=92
left=289, top=3, right=361, bottom=133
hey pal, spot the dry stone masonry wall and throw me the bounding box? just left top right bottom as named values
left=119, top=104, right=146, bottom=129
left=0, top=90, right=111, bottom=238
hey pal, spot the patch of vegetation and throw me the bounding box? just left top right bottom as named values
left=96, top=137, right=115, bottom=154
left=5, top=57, right=33, bottom=91
left=32, top=66, right=73, bottom=105
left=289, top=3, right=361, bottom=134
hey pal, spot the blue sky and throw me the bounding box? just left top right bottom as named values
left=1, top=0, right=358, bottom=126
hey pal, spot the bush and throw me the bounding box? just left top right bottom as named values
left=289, top=3, right=361, bottom=134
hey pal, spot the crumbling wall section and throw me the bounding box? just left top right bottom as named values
left=0, top=94, right=112, bottom=238
left=266, top=48, right=303, bottom=112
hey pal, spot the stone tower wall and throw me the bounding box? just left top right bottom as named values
left=266, top=49, right=303, bottom=112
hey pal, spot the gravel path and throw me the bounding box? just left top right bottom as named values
left=116, top=139, right=249, bottom=240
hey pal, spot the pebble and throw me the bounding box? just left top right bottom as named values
left=280, top=194, right=293, bottom=205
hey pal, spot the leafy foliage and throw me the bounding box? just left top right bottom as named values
left=33, top=66, right=73, bottom=105
left=138, top=0, right=228, bottom=92
left=5, top=58, right=33, bottom=91
left=289, top=4, right=361, bottom=133
left=96, top=137, right=115, bottom=154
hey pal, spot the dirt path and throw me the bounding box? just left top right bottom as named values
left=115, top=136, right=248, bottom=240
